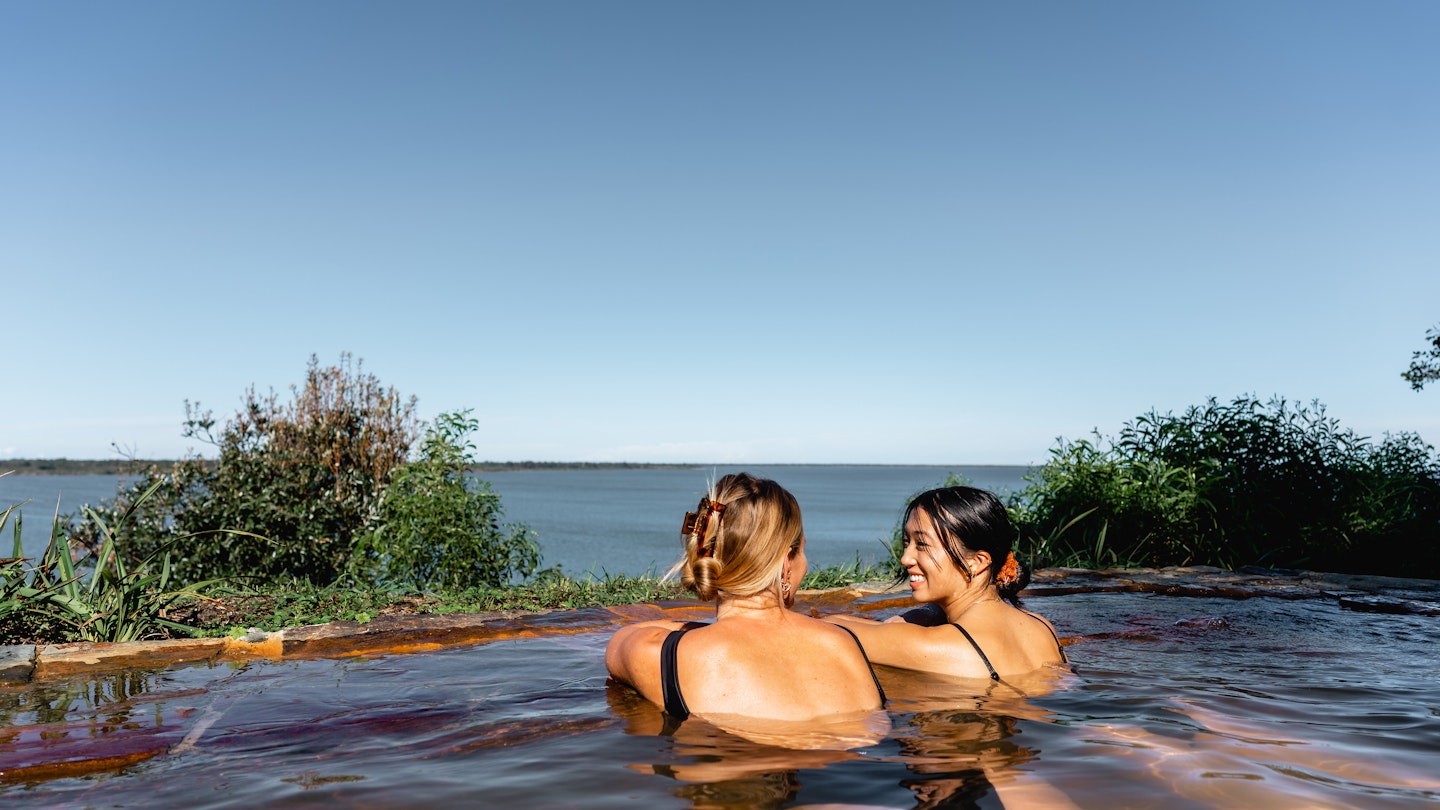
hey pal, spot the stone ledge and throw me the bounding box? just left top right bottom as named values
left=3, top=567, right=1435, bottom=685
left=0, top=644, right=35, bottom=683
left=0, top=603, right=706, bottom=685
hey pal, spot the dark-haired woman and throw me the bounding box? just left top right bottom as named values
left=826, top=486, right=1067, bottom=680
left=605, top=472, right=887, bottom=724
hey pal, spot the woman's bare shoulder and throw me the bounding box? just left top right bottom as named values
left=965, top=607, right=1067, bottom=670
left=608, top=619, right=692, bottom=646
left=605, top=621, right=693, bottom=674
left=1022, top=609, right=1062, bottom=637
left=605, top=619, right=703, bottom=704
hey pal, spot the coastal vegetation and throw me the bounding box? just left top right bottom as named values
left=4, top=346, right=1439, bottom=644
left=1009, top=396, right=1440, bottom=577
left=63, top=355, right=539, bottom=593
left=349, top=410, right=541, bottom=589
left=69, top=354, right=420, bottom=585
left=0, top=355, right=553, bottom=644
left=1, top=481, right=230, bottom=644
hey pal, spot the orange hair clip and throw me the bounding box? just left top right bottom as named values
left=996, top=551, right=1020, bottom=586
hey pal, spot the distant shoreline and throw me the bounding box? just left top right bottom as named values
left=2, top=459, right=1029, bottom=475
left=1, top=459, right=178, bottom=475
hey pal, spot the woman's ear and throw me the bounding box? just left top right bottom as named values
left=968, top=550, right=993, bottom=579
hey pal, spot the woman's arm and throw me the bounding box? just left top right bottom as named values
left=604, top=620, right=691, bottom=707
left=824, top=614, right=943, bottom=671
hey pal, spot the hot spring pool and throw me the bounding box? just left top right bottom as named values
left=3, top=588, right=1439, bottom=808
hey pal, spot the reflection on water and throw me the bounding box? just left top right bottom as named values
left=0, top=664, right=239, bottom=782
left=3, top=592, right=1440, bottom=809
left=610, top=683, right=873, bottom=807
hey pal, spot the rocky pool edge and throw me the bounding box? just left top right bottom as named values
left=4, top=565, right=1437, bottom=684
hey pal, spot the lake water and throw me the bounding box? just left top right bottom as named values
left=0, top=466, right=1031, bottom=576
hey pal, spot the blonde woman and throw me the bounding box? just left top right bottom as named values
left=605, top=472, right=886, bottom=724
left=827, top=486, right=1067, bottom=680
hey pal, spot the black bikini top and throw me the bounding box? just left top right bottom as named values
left=659, top=622, right=887, bottom=722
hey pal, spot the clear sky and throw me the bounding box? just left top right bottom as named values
left=3, top=0, right=1438, bottom=465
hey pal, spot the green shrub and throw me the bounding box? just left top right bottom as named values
left=350, top=410, right=541, bottom=589
left=1013, top=396, right=1440, bottom=576
left=2, top=482, right=225, bottom=644
left=72, top=354, right=419, bottom=585
left=1009, top=435, right=1217, bottom=568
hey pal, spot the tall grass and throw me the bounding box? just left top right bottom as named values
left=799, top=554, right=896, bottom=589
left=1, top=480, right=237, bottom=645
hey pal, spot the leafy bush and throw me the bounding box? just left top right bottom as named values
left=1013, top=396, right=1440, bottom=576
left=350, top=411, right=541, bottom=589
left=1010, top=437, right=1215, bottom=568
left=72, top=354, right=419, bottom=585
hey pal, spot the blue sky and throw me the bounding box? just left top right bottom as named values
left=3, top=1, right=1438, bottom=465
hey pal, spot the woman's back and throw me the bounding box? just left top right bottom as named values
left=606, top=473, right=885, bottom=726
left=942, top=602, right=1066, bottom=678
left=669, top=614, right=885, bottom=720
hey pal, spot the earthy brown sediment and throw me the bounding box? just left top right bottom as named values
left=2, top=566, right=1436, bottom=686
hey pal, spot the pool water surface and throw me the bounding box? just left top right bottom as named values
left=3, top=590, right=1439, bottom=808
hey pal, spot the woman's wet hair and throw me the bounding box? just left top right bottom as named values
left=678, top=472, right=804, bottom=602
left=904, top=486, right=1029, bottom=604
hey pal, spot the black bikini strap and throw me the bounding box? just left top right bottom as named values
left=659, top=628, right=690, bottom=721
left=952, top=624, right=1000, bottom=681
left=1024, top=610, right=1069, bottom=663
left=834, top=624, right=888, bottom=706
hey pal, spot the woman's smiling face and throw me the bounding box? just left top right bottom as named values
left=900, top=507, right=968, bottom=603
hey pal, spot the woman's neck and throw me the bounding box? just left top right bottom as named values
left=715, top=591, right=788, bottom=621
left=940, top=586, right=1003, bottom=624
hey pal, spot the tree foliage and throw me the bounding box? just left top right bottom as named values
left=1402, top=325, right=1440, bottom=391
left=351, top=410, right=541, bottom=589
left=1013, top=395, right=1440, bottom=576
left=72, top=354, right=420, bottom=584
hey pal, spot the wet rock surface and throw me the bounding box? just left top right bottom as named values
left=2, top=566, right=1436, bottom=684
left=0, top=646, right=34, bottom=681
left=1025, top=565, right=1440, bottom=613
